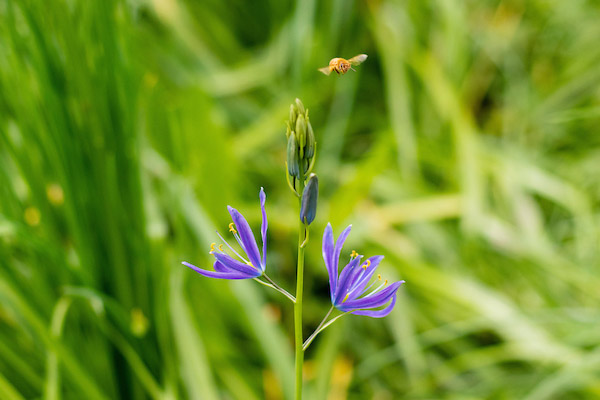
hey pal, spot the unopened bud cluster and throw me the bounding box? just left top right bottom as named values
left=286, top=98, right=316, bottom=181
left=286, top=98, right=318, bottom=225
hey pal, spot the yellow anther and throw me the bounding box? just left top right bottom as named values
left=210, top=243, right=216, bottom=252
left=378, top=274, right=382, bottom=281
left=362, top=260, right=371, bottom=270
left=229, top=222, right=237, bottom=234
left=218, top=244, right=224, bottom=252
left=343, top=293, right=350, bottom=303
left=350, top=250, right=358, bottom=258
left=384, top=279, right=388, bottom=285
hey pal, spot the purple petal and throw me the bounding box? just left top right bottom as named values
left=182, top=261, right=257, bottom=280
left=340, top=281, right=404, bottom=310
left=227, top=206, right=262, bottom=271
left=333, top=256, right=363, bottom=305
left=333, top=225, right=352, bottom=270
left=213, top=252, right=262, bottom=276
left=259, top=188, right=267, bottom=270
left=351, top=294, right=397, bottom=318
left=213, top=260, right=229, bottom=272
left=322, top=224, right=336, bottom=298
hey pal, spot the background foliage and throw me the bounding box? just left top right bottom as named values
left=1, top=0, right=600, bottom=399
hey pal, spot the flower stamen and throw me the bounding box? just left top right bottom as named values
left=343, top=293, right=350, bottom=303
left=229, top=223, right=237, bottom=234
left=363, top=276, right=388, bottom=298
left=216, top=231, right=249, bottom=264
left=218, top=244, right=224, bottom=252
left=210, top=243, right=216, bottom=253
left=362, top=259, right=371, bottom=270
left=350, top=250, right=358, bottom=258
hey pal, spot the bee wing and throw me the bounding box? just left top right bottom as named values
left=348, top=54, right=368, bottom=66
left=318, top=66, right=332, bottom=75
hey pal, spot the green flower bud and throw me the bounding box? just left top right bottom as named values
left=305, top=120, right=315, bottom=160
left=289, top=104, right=297, bottom=129
left=287, top=132, right=299, bottom=179
left=296, top=113, right=307, bottom=159
left=295, top=98, right=306, bottom=116
left=300, top=174, right=318, bottom=225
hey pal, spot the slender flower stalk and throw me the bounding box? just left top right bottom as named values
left=302, top=307, right=351, bottom=351
left=294, top=178, right=306, bottom=400
left=302, top=305, right=334, bottom=351
left=286, top=98, right=318, bottom=400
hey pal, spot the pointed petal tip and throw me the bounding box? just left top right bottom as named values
left=259, top=187, right=266, bottom=203
left=182, top=261, right=202, bottom=271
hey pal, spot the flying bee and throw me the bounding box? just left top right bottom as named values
left=318, top=54, right=368, bottom=75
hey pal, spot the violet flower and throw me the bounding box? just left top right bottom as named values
left=182, top=188, right=268, bottom=280
left=323, top=223, right=404, bottom=317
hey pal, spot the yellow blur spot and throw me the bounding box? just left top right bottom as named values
left=229, top=222, right=237, bottom=234
left=263, top=368, right=283, bottom=400
left=143, top=72, right=158, bottom=88
left=263, top=304, right=281, bottom=323
left=130, top=308, right=149, bottom=337
left=343, top=293, right=349, bottom=303
left=303, top=360, right=316, bottom=380
left=328, top=357, right=353, bottom=400
left=46, top=183, right=64, bottom=206
left=377, top=274, right=382, bottom=281
left=24, top=207, right=41, bottom=226
left=384, top=279, right=388, bottom=285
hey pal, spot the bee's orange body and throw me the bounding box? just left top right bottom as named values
left=319, top=54, right=368, bottom=76
left=327, top=58, right=352, bottom=75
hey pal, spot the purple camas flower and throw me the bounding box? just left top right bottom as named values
left=182, top=188, right=268, bottom=280
left=323, top=223, right=404, bottom=318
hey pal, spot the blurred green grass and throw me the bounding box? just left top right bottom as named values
left=1, top=0, right=600, bottom=399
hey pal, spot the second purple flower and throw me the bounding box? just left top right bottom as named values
left=323, top=223, right=404, bottom=318
left=182, top=188, right=268, bottom=280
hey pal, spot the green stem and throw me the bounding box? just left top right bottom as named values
left=303, top=309, right=350, bottom=351
left=254, top=275, right=296, bottom=303
left=294, top=178, right=306, bottom=400
left=302, top=306, right=333, bottom=351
